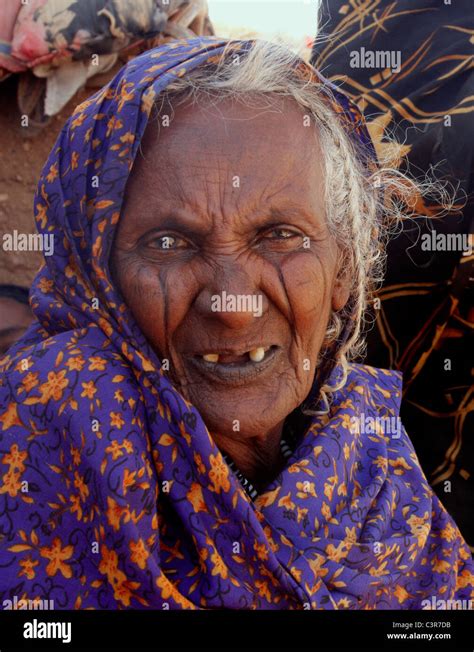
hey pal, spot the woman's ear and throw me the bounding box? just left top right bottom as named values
left=331, top=277, right=351, bottom=312
left=331, top=251, right=351, bottom=311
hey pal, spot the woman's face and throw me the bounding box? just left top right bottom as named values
left=111, top=96, right=349, bottom=440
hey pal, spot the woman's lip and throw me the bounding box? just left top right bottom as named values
left=187, top=345, right=281, bottom=386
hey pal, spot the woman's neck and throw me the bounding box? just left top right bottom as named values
left=212, top=421, right=285, bottom=491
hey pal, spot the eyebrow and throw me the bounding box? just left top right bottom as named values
left=144, top=215, right=212, bottom=238
left=144, top=205, right=321, bottom=238
left=268, top=206, right=321, bottom=227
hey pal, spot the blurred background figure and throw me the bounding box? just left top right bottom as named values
left=0, top=284, right=33, bottom=355
left=311, top=0, right=473, bottom=547
left=0, top=0, right=214, bottom=124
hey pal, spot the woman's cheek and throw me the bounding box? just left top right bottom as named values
left=280, top=254, right=334, bottom=381
left=282, top=253, right=333, bottom=330
left=117, top=260, right=168, bottom=353
left=134, top=261, right=203, bottom=359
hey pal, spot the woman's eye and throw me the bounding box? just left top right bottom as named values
left=266, top=228, right=298, bottom=240
left=149, top=235, right=188, bottom=250
left=256, top=226, right=307, bottom=252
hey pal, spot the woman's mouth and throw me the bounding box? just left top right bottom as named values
left=188, top=345, right=280, bottom=385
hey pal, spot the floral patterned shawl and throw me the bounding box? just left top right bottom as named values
left=0, top=38, right=472, bottom=610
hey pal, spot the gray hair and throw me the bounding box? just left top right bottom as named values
left=151, top=39, right=449, bottom=413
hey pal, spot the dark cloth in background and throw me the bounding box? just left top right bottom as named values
left=311, top=0, right=474, bottom=547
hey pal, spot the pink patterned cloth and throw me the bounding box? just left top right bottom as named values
left=2, top=0, right=176, bottom=72
left=0, top=0, right=24, bottom=72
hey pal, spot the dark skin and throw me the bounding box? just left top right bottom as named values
left=111, top=96, right=350, bottom=490
left=0, top=298, right=33, bottom=356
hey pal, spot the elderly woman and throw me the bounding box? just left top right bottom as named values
left=0, top=37, right=472, bottom=610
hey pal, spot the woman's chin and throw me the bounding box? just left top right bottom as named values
left=189, top=398, right=285, bottom=441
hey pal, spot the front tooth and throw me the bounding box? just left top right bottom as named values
left=203, top=353, right=220, bottom=363
left=249, top=347, right=265, bottom=362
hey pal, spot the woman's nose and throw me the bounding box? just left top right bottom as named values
left=194, top=265, right=268, bottom=329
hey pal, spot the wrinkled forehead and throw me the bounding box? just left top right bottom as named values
left=120, top=94, right=327, bottom=230
left=136, top=92, right=322, bottom=172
